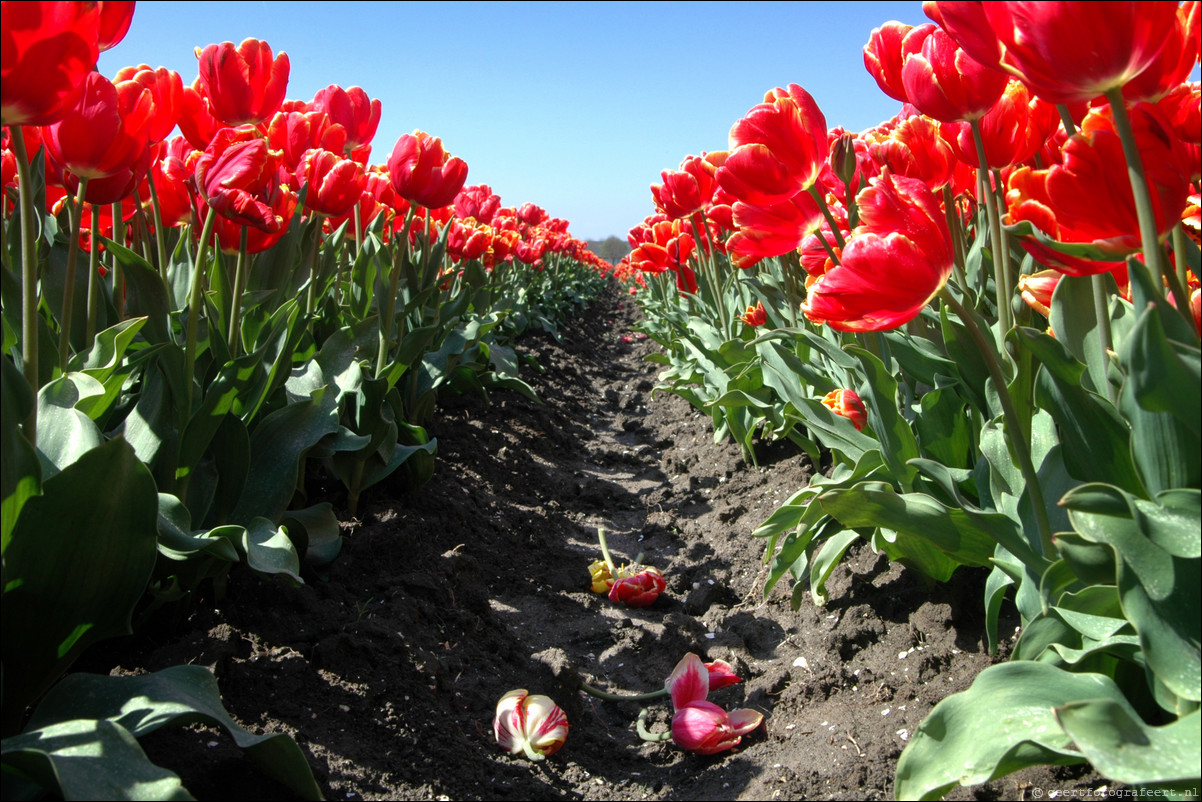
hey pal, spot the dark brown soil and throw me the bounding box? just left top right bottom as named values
left=76, top=281, right=1107, bottom=800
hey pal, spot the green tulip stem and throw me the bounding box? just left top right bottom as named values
left=11, top=130, right=39, bottom=444
left=969, top=119, right=1012, bottom=338
left=59, top=177, right=89, bottom=373
left=1171, top=224, right=1190, bottom=297
left=940, top=287, right=1054, bottom=556
left=227, top=226, right=250, bottom=358
left=182, top=209, right=218, bottom=428
left=808, top=184, right=846, bottom=249
left=597, top=527, right=618, bottom=576
left=578, top=681, right=669, bottom=704
left=111, top=200, right=124, bottom=319
left=1055, top=106, right=1116, bottom=372
left=942, top=185, right=969, bottom=296
left=146, top=170, right=170, bottom=279
left=520, top=741, right=546, bottom=762
left=86, top=204, right=101, bottom=342
left=1103, top=87, right=1192, bottom=324
left=376, top=206, right=415, bottom=377
left=353, top=202, right=363, bottom=259
left=305, top=214, right=324, bottom=317
left=636, top=708, right=674, bottom=743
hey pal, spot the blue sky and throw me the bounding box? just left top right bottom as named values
left=99, top=1, right=934, bottom=240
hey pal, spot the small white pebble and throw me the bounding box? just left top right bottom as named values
left=792, top=656, right=808, bottom=669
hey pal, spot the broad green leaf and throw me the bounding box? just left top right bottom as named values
left=913, top=388, right=973, bottom=472
left=282, top=502, right=342, bottom=567
left=847, top=345, right=919, bottom=487
left=808, top=528, right=859, bottom=606
left=819, top=481, right=1043, bottom=573
left=1, top=719, right=192, bottom=801
left=22, top=666, right=322, bottom=800
left=1, top=438, right=158, bottom=734
left=1055, top=701, right=1199, bottom=790
left=35, top=374, right=105, bottom=476
left=1014, top=327, right=1145, bottom=495
left=1062, top=484, right=1201, bottom=703
left=1, top=356, right=40, bottom=552
left=1048, top=272, right=1121, bottom=396
left=242, top=516, right=302, bottom=583
left=103, top=239, right=171, bottom=344
left=895, top=662, right=1128, bottom=800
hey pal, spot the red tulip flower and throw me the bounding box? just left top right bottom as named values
left=738, top=301, right=768, bottom=327
left=1, top=0, right=100, bottom=126
left=667, top=654, right=763, bottom=756
left=454, top=184, right=502, bottom=224
left=653, top=155, right=719, bottom=220
left=928, top=1, right=1180, bottom=105
left=295, top=147, right=366, bottom=218
left=718, top=84, right=829, bottom=206
left=177, top=80, right=224, bottom=150
left=96, top=0, right=135, bottom=52
left=266, top=110, right=349, bottom=175
left=195, top=38, right=290, bottom=127
left=725, top=190, right=822, bottom=269
left=863, top=21, right=923, bottom=103
left=802, top=171, right=954, bottom=332
left=193, top=126, right=285, bottom=232
left=1122, top=1, right=1200, bottom=103
left=939, top=79, right=1059, bottom=170
left=608, top=566, right=666, bottom=607
left=310, top=84, right=380, bottom=154
left=868, top=115, right=957, bottom=190
left=517, top=202, right=548, bottom=226
left=147, top=137, right=200, bottom=228
left=901, top=25, right=1009, bottom=123
left=387, top=131, right=469, bottom=210
left=113, top=64, right=184, bottom=145
left=43, top=71, right=153, bottom=181
left=1004, top=103, right=1192, bottom=276
left=821, top=389, right=868, bottom=431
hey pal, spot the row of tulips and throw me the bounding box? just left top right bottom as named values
left=1, top=3, right=611, bottom=798
left=616, top=1, right=1199, bottom=798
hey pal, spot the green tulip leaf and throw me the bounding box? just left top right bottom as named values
left=894, top=662, right=1128, bottom=801
left=1055, top=701, right=1200, bottom=790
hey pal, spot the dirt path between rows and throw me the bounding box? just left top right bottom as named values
left=79, top=281, right=1106, bottom=800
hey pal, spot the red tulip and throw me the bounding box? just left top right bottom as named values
left=1004, top=103, right=1192, bottom=276
left=310, top=84, right=380, bottom=154
left=607, top=567, right=666, bottom=607
left=868, top=115, right=957, bottom=190
left=96, top=0, right=135, bottom=52
left=195, top=38, right=290, bottom=127
left=928, top=1, right=1180, bottom=105
left=653, top=155, right=719, bottom=220
left=295, top=147, right=366, bottom=218
left=1122, top=1, right=1200, bottom=103
left=666, top=654, right=762, bottom=755
left=939, top=79, right=1059, bottom=170
left=453, top=184, right=501, bottom=223
left=199, top=187, right=297, bottom=255
left=193, top=126, right=284, bottom=232
left=387, top=131, right=468, bottom=210
left=1, top=0, right=100, bottom=126
left=901, top=25, right=1009, bottom=123
left=147, top=137, right=199, bottom=228
left=1157, top=82, right=1200, bottom=183
left=802, top=171, right=953, bottom=331
left=177, top=80, right=224, bottom=150
left=738, top=301, right=767, bottom=327
left=43, top=71, right=153, bottom=181
left=718, top=84, right=828, bottom=205
left=517, top=202, right=547, bottom=226
left=113, top=64, right=184, bottom=144
left=821, top=389, right=868, bottom=431
left=266, top=110, right=349, bottom=175
left=725, top=190, right=823, bottom=269
left=863, top=21, right=924, bottom=103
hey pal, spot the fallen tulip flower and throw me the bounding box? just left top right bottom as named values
left=493, top=689, right=568, bottom=761
left=608, top=566, right=666, bottom=607
left=671, top=700, right=765, bottom=755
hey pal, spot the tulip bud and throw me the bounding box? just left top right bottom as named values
left=1017, top=269, right=1060, bottom=318
left=739, top=301, right=768, bottom=327
left=494, top=690, right=568, bottom=761
left=832, top=132, right=859, bottom=190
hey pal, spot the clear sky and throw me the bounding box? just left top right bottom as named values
left=98, top=1, right=936, bottom=241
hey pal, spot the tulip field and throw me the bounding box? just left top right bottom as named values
left=2, top=1, right=1200, bottom=800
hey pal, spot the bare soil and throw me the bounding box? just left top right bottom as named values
left=77, top=280, right=1107, bottom=800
